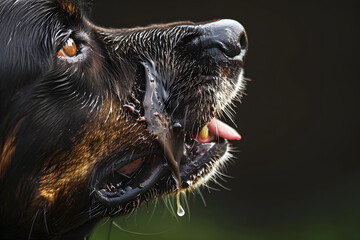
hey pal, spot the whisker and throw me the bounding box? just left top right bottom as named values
left=43, top=208, right=49, bottom=234
left=203, top=183, right=220, bottom=192
left=148, top=198, right=159, bottom=223
left=107, top=219, right=113, bottom=240
left=181, top=192, right=191, bottom=221
left=28, top=209, right=39, bottom=240
left=195, top=188, right=207, bottom=207
left=211, top=178, right=231, bottom=191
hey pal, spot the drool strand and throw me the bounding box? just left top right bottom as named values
left=142, top=61, right=185, bottom=216
left=158, top=137, right=185, bottom=217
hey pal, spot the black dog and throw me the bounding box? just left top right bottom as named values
left=0, top=0, right=247, bottom=239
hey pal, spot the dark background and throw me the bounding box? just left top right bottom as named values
left=89, top=1, right=360, bottom=239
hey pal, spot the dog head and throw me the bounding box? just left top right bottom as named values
left=0, top=0, right=247, bottom=238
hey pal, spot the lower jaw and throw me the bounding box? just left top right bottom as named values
left=139, top=141, right=229, bottom=194
left=96, top=140, right=229, bottom=211
left=181, top=141, right=231, bottom=190
left=179, top=140, right=228, bottom=187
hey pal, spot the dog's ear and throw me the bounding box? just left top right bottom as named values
left=56, top=0, right=93, bottom=17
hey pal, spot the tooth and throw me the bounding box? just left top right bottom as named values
left=199, top=125, right=209, bottom=140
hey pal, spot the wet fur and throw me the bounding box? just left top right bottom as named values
left=0, top=0, right=245, bottom=239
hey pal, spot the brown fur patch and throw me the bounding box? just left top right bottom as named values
left=60, top=1, right=79, bottom=16
left=0, top=119, right=23, bottom=179
left=37, top=101, right=153, bottom=205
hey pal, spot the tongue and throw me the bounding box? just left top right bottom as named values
left=207, top=118, right=241, bottom=140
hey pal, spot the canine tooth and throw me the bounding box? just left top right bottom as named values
left=199, top=125, right=209, bottom=140
left=137, top=116, right=145, bottom=122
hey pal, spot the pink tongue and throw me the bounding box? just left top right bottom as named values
left=207, top=118, right=241, bottom=140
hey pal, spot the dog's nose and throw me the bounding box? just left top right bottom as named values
left=191, top=19, right=247, bottom=60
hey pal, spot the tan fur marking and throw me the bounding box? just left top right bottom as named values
left=60, top=2, right=78, bottom=16
left=38, top=101, right=153, bottom=205
left=0, top=120, right=23, bottom=179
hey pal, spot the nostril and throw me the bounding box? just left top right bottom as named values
left=216, top=39, right=241, bottom=58
left=239, top=32, right=247, bottom=51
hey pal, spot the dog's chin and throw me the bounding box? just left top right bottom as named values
left=94, top=67, right=245, bottom=214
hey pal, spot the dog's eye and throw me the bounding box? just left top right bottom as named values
left=58, top=38, right=77, bottom=58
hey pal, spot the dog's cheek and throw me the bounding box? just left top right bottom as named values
left=34, top=101, right=152, bottom=212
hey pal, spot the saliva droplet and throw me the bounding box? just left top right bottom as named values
left=176, top=189, right=185, bottom=217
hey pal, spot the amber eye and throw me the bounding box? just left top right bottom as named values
left=58, top=38, right=77, bottom=58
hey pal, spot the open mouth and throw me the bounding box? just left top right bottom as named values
left=95, top=116, right=241, bottom=209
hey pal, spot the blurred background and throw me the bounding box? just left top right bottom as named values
left=89, top=0, right=360, bottom=239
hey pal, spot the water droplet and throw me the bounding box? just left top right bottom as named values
left=177, top=203, right=185, bottom=217
left=176, top=190, right=185, bottom=217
